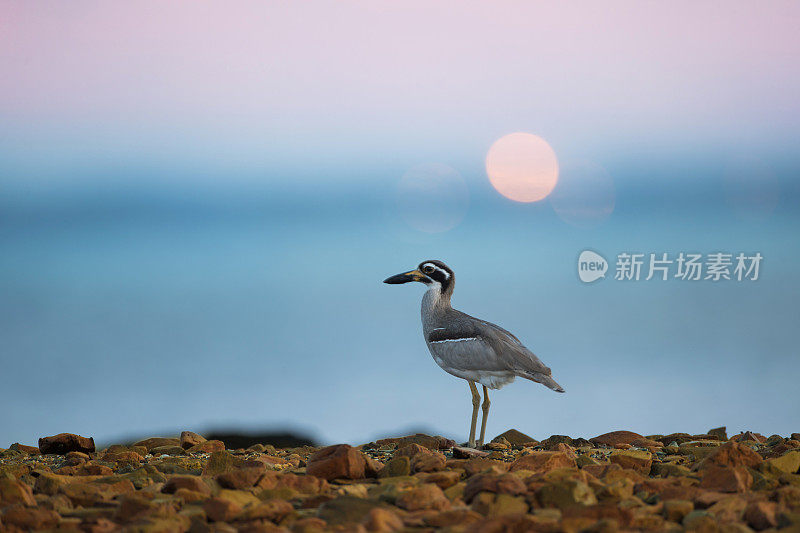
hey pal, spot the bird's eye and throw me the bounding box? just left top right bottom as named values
left=422, top=265, right=434, bottom=274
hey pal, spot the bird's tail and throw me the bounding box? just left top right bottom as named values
left=521, top=371, right=565, bottom=393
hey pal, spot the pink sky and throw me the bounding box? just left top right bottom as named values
left=1, top=1, right=799, bottom=181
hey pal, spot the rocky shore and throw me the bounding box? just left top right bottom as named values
left=2, top=428, right=799, bottom=532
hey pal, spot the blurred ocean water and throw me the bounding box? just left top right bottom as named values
left=1, top=177, right=798, bottom=447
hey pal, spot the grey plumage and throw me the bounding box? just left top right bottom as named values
left=421, top=273, right=565, bottom=393
left=384, top=259, right=564, bottom=448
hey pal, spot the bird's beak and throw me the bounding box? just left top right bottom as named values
left=383, top=269, right=426, bottom=284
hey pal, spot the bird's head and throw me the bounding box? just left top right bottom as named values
left=383, top=260, right=454, bottom=295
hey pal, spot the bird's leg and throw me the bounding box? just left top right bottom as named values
left=468, top=381, right=480, bottom=448
left=478, top=385, right=490, bottom=447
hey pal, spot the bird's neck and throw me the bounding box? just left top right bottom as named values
left=422, top=285, right=452, bottom=313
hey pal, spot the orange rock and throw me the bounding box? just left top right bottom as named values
left=239, top=498, right=294, bottom=522
left=203, top=496, right=242, bottom=522
left=699, top=441, right=763, bottom=470
left=590, top=431, right=644, bottom=447
left=460, top=457, right=508, bottom=477
left=0, top=506, right=60, bottom=530
left=463, top=473, right=526, bottom=503
left=161, top=475, right=211, bottom=495
left=187, top=440, right=226, bottom=454
left=417, top=470, right=461, bottom=490
left=361, top=507, right=404, bottom=532
left=395, top=483, right=451, bottom=511
left=395, top=444, right=446, bottom=473
left=508, top=451, right=576, bottom=473
left=424, top=509, right=483, bottom=528
left=291, top=517, right=328, bottom=532
left=699, top=466, right=753, bottom=493
left=59, top=479, right=135, bottom=506
left=609, top=450, right=653, bottom=474
left=306, top=444, right=367, bottom=481
left=581, top=463, right=622, bottom=479
left=217, top=466, right=265, bottom=489
left=744, top=500, right=778, bottom=530
left=464, top=514, right=541, bottom=532
left=0, top=477, right=36, bottom=506
left=101, top=451, right=144, bottom=463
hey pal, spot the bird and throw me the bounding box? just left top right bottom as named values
left=383, top=260, right=564, bottom=448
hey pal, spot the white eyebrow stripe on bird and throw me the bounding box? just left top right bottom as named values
left=430, top=337, right=478, bottom=343
left=422, top=263, right=450, bottom=279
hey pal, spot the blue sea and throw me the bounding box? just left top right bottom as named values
left=1, top=171, right=799, bottom=447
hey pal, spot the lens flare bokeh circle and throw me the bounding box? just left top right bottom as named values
left=485, top=132, right=559, bottom=202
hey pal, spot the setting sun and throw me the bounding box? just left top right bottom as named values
left=485, top=132, right=559, bottom=202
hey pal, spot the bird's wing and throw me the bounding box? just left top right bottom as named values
left=426, top=323, right=508, bottom=373
left=455, top=312, right=565, bottom=393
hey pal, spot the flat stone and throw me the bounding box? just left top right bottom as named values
left=508, top=451, right=576, bottom=473
left=306, top=444, right=366, bottom=481
left=590, top=431, right=644, bottom=447
left=132, top=437, right=181, bottom=451
left=38, top=433, right=96, bottom=455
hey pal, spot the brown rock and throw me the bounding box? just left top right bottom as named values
left=765, top=450, right=800, bottom=474
left=417, top=470, right=461, bottom=490
left=180, top=431, right=206, bottom=449
left=708, top=427, right=728, bottom=440
left=1, top=506, right=61, bottom=530
left=161, top=475, right=211, bottom=495
left=492, top=429, right=537, bottom=447
left=0, top=476, right=36, bottom=506
left=463, top=473, right=526, bottom=503
left=508, top=451, right=576, bottom=473
left=306, top=444, right=366, bottom=481
left=202, top=450, right=237, bottom=476
left=150, top=445, right=187, bottom=456
left=374, top=433, right=454, bottom=450
left=537, top=479, right=597, bottom=509
left=187, top=439, right=226, bottom=454
left=362, top=507, right=404, bottom=532
left=9, top=443, right=41, bottom=455
left=395, top=444, right=446, bottom=472
left=707, top=495, right=747, bottom=523
left=395, top=483, right=451, bottom=511
left=203, top=496, right=242, bottom=522
left=744, top=500, right=778, bottom=530
left=132, top=437, right=181, bottom=451
left=700, top=441, right=763, bottom=470
left=377, top=456, right=410, bottom=478
left=663, top=499, right=694, bottom=522
left=102, top=451, right=144, bottom=464
left=465, top=513, right=541, bottom=532
left=239, top=498, right=293, bottom=522
left=317, top=496, right=385, bottom=525
left=425, top=509, right=483, bottom=528
left=452, top=446, right=490, bottom=459
left=700, top=466, right=753, bottom=493
left=38, top=433, right=95, bottom=454
left=590, top=430, right=644, bottom=447
left=731, top=431, right=766, bottom=443
left=291, top=517, right=328, bottom=532
left=609, top=449, right=653, bottom=474
left=217, top=466, right=265, bottom=489
left=59, top=479, right=135, bottom=506
left=364, top=455, right=384, bottom=477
